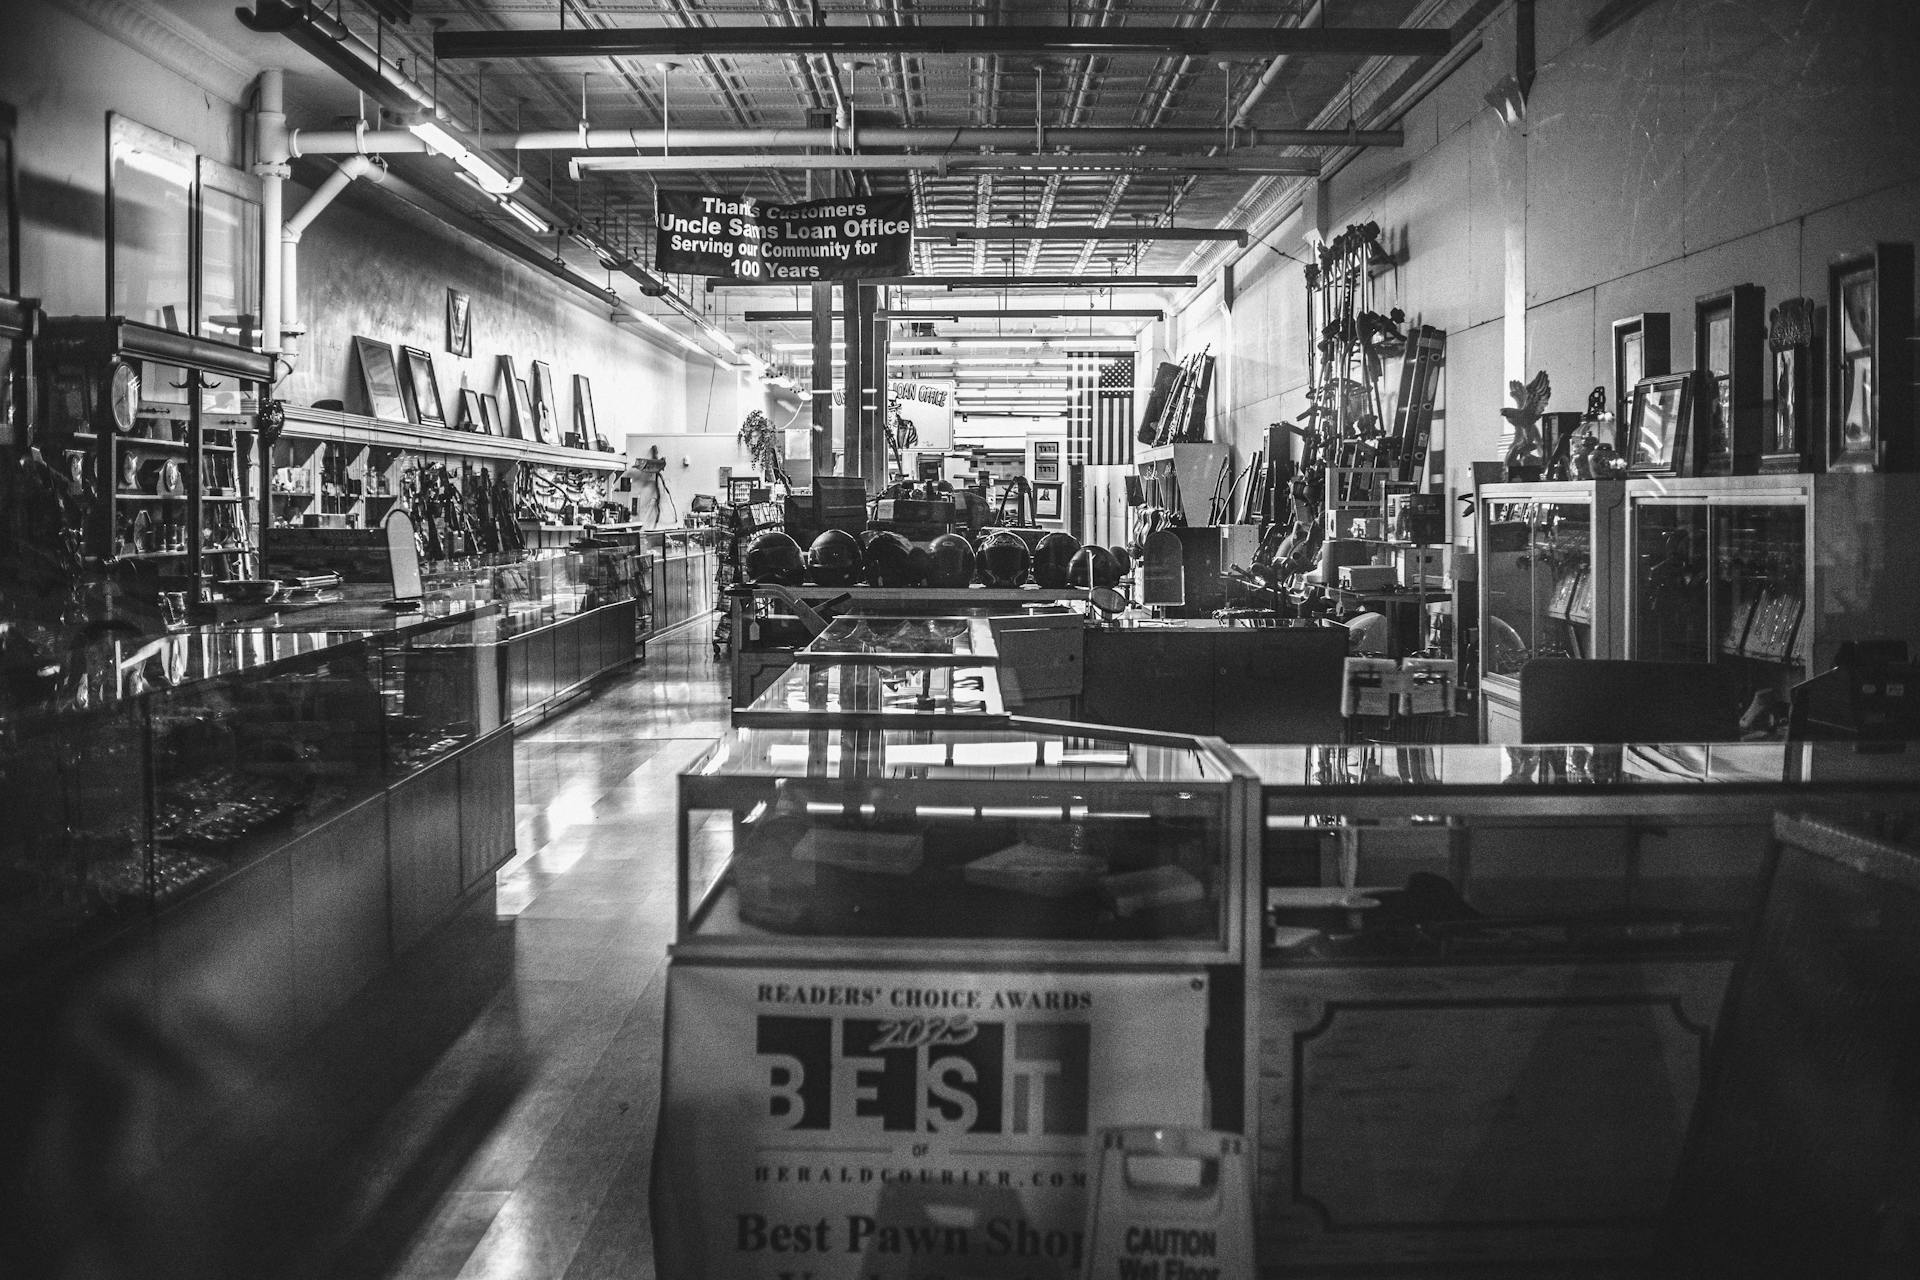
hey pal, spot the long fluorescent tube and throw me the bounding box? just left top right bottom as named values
left=496, top=195, right=550, bottom=234
left=409, top=118, right=524, bottom=196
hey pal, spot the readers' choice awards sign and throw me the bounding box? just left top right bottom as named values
left=654, top=965, right=1209, bottom=1279
left=656, top=191, right=913, bottom=282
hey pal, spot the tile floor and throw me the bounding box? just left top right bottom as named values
left=377, top=622, right=729, bottom=1280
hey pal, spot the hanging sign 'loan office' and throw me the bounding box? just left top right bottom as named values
left=655, top=191, right=913, bottom=282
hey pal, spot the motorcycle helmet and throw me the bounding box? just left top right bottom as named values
left=1031, top=531, right=1082, bottom=589
left=925, top=533, right=976, bottom=588
left=976, top=531, right=1031, bottom=589
left=1069, top=544, right=1120, bottom=588
left=862, top=530, right=915, bottom=587
left=807, top=529, right=864, bottom=587
left=743, top=530, right=805, bottom=585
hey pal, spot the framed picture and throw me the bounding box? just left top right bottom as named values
left=446, top=287, right=472, bottom=358
left=399, top=345, right=444, bottom=425
left=1626, top=371, right=1699, bottom=477
left=498, top=355, right=526, bottom=437
left=477, top=392, right=501, bottom=435
left=514, top=378, right=535, bottom=440
left=1034, top=439, right=1060, bottom=458
left=1611, top=312, right=1670, bottom=424
left=1034, top=482, right=1062, bottom=521
left=1827, top=242, right=1914, bottom=472
left=1695, top=284, right=1764, bottom=475
left=530, top=359, right=561, bottom=445
left=1764, top=296, right=1817, bottom=473
left=1034, top=459, right=1060, bottom=483
left=457, top=387, right=485, bottom=432
left=352, top=336, right=408, bottom=422
left=572, top=373, right=597, bottom=449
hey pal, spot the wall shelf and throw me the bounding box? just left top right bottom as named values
left=281, top=405, right=627, bottom=473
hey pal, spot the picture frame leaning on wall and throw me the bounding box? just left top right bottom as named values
left=1826, top=242, right=1914, bottom=473
left=1626, top=371, right=1700, bottom=478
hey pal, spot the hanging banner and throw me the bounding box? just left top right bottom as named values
left=656, top=191, right=914, bottom=282
left=831, top=380, right=956, bottom=452
left=653, top=964, right=1210, bottom=1280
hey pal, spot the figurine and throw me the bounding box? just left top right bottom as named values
left=1501, top=370, right=1552, bottom=480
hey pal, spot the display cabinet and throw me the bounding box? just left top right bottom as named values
left=735, top=660, right=1007, bottom=728
left=1239, top=739, right=1920, bottom=1274
left=0, top=608, right=506, bottom=973
left=676, top=718, right=1253, bottom=964
left=410, top=546, right=640, bottom=723
left=1625, top=474, right=1920, bottom=709
left=1477, top=480, right=1626, bottom=741
left=37, top=317, right=274, bottom=602
left=1, top=294, right=34, bottom=448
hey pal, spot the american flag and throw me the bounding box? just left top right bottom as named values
left=1069, top=353, right=1136, bottom=466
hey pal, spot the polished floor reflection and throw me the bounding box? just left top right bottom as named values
left=381, top=623, right=725, bottom=1280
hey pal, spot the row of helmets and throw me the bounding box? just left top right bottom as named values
left=742, top=528, right=1127, bottom=590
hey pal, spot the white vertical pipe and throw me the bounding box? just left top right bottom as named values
left=256, top=69, right=287, bottom=358
left=280, top=155, right=378, bottom=347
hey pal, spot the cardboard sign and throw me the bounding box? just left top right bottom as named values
left=654, top=965, right=1210, bottom=1279
left=656, top=190, right=913, bottom=282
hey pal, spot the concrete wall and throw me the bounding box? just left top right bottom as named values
left=1191, top=0, right=1920, bottom=545
left=4, top=0, right=736, bottom=457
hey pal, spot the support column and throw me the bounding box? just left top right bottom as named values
left=841, top=280, right=865, bottom=482
left=863, top=285, right=890, bottom=482
left=810, top=281, right=835, bottom=475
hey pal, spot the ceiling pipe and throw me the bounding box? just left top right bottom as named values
left=567, top=152, right=1319, bottom=177
left=708, top=275, right=1197, bottom=291
left=280, top=155, right=385, bottom=353
left=290, top=123, right=1400, bottom=156
left=237, top=1, right=445, bottom=120
left=434, top=24, right=1454, bottom=61
left=1231, top=0, right=1326, bottom=129
left=742, top=308, right=1166, bottom=321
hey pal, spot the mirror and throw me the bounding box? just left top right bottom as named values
left=109, top=114, right=194, bottom=329
left=196, top=156, right=262, bottom=349
left=386, top=508, right=423, bottom=602
left=1, top=100, right=18, bottom=296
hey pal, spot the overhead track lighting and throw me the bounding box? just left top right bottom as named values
left=434, top=25, right=1455, bottom=61
left=924, top=226, right=1248, bottom=245
left=709, top=275, right=1197, bottom=291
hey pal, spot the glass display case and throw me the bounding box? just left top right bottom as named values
left=1477, top=480, right=1625, bottom=740
left=0, top=612, right=500, bottom=968
left=735, top=660, right=1007, bottom=728
left=676, top=719, right=1253, bottom=964
left=1237, top=739, right=1920, bottom=1274
left=794, top=614, right=998, bottom=665
left=1625, top=474, right=1920, bottom=710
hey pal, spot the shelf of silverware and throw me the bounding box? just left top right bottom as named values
left=0, top=610, right=506, bottom=1023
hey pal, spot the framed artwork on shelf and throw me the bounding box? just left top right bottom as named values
left=572, top=373, right=596, bottom=449
left=1626, top=372, right=1699, bottom=477
left=1611, top=312, right=1671, bottom=424
left=1763, top=296, right=1818, bottom=473
left=446, top=288, right=472, bottom=358
left=352, top=336, right=408, bottom=422
left=515, top=378, right=536, bottom=440
left=498, top=355, right=529, bottom=438
left=399, top=345, right=444, bottom=425
left=1695, top=283, right=1764, bottom=475
left=530, top=359, right=561, bottom=445
left=477, top=392, right=501, bottom=435
left=457, top=387, right=485, bottom=432
left=1034, top=482, right=1062, bottom=521
left=1827, top=241, right=1914, bottom=472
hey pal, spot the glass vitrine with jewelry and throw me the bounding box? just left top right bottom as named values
left=1476, top=480, right=1626, bottom=741
left=676, top=720, right=1252, bottom=964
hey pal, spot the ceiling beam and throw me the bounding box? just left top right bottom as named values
left=708, top=275, right=1197, bottom=290
left=434, top=25, right=1454, bottom=61
left=923, top=225, right=1248, bottom=244
left=743, top=308, right=1165, bottom=321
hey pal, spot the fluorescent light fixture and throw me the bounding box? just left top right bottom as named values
left=409, top=117, right=524, bottom=196
left=496, top=196, right=550, bottom=235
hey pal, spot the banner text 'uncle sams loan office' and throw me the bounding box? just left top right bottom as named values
left=655, top=191, right=914, bottom=282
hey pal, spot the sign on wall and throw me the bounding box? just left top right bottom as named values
left=653, top=965, right=1210, bottom=1280
left=831, top=380, right=956, bottom=452
left=656, top=191, right=913, bottom=282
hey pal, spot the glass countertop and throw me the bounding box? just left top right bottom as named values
left=795, top=615, right=999, bottom=666
left=688, top=721, right=1235, bottom=787
left=736, top=661, right=1007, bottom=727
